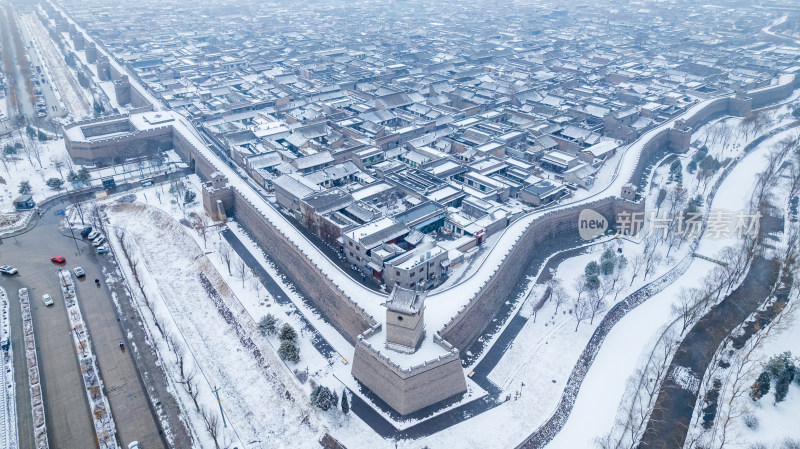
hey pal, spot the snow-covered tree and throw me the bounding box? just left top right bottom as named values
left=278, top=340, right=300, bottom=362
left=258, top=314, right=277, bottom=335
left=310, top=385, right=338, bottom=411
left=279, top=323, right=297, bottom=342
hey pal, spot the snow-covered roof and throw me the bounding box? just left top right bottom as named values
left=384, top=287, right=425, bottom=315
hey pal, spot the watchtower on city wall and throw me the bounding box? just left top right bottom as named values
left=201, top=172, right=235, bottom=221
left=351, top=330, right=467, bottom=416
left=96, top=56, right=112, bottom=81
left=85, top=42, right=98, bottom=63
left=114, top=76, right=132, bottom=106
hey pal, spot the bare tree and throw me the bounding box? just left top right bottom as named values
left=29, top=137, right=43, bottom=169
left=53, top=156, right=66, bottom=179
left=67, top=190, right=88, bottom=225
left=200, top=405, right=222, bottom=449
left=629, top=254, right=645, bottom=286
left=572, top=275, right=589, bottom=304
left=218, top=244, right=233, bottom=276
left=251, top=277, right=262, bottom=301
left=234, top=258, right=250, bottom=288
left=671, top=288, right=703, bottom=335
left=192, top=212, right=212, bottom=249
left=588, top=287, right=608, bottom=326
left=547, top=279, right=567, bottom=314
left=643, top=251, right=662, bottom=281
left=572, top=292, right=592, bottom=332
left=182, top=369, right=200, bottom=412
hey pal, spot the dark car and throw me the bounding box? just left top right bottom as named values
left=81, top=226, right=93, bottom=238
left=50, top=256, right=66, bottom=264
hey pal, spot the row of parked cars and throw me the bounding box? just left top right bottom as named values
left=81, top=226, right=109, bottom=254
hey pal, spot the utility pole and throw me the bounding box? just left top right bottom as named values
left=212, top=385, right=227, bottom=428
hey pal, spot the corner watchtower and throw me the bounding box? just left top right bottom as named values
left=384, top=287, right=425, bottom=350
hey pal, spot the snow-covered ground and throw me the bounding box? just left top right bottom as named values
left=101, top=185, right=336, bottom=448
left=0, top=136, right=75, bottom=214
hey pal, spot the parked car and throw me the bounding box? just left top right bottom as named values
left=87, top=230, right=99, bottom=240
left=73, top=267, right=85, bottom=278
left=50, top=256, right=66, bottom=264
left=80, top=226, right=93, bottom=238
left=128, top=441, right=141, bottom=449
left=92, top=236, right=106, bottom=247
left=96, top=245, right=109, bottom=254
left=42, top=294, right=54, bottom=306
left=0, top=265, right=18, bottom=275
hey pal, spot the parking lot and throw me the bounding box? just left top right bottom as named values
left=0, top=205, right=165, bottom=449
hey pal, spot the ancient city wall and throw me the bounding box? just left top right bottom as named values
left=231, top=191, right=376, bottom=343
left=66, top=126, right=172, bottom=164
left=171, top=128, right=219, bottom=180
left=439, top=196, right=644, bottom=351
left=108, top=61, right=154, bottom=108
left=351, top=329, right=467, bottom=415
left=749, top=74, right=799, bottom=109
left=681, top=97, right=730, bottom=130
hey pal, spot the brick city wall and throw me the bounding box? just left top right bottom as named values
left=748, top=75, right=799, bottom=110
left=65, top=126, right=173, bottom=165
left=171, top=128, right=219, bottom=181
left=351, top=332, right=467, bottom=415
left=439, top=196, right=645, bottom=351
left=230, top=191, right=376, bottom=343
left=109, top=64, right=152, bottom=108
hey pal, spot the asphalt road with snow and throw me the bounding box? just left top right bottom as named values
left=0, top=203, right=165, bottom=449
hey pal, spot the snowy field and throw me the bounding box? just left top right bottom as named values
left=0, top=135, right=73, bottom=214
left=103, top=199, right=327, bottom=448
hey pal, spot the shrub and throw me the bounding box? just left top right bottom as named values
left=18, top=180, right=32, bottom=195
left=46, top=178, right=64, bottom=190
left=742, top=413, right=759, bottom=430
left=278, top=323, right=297, bottom=342
left=258, top=314, right=277, bottom=335
left=310, top=386, right=338, bottom=411
left=278, top=340, right=299, bottom=362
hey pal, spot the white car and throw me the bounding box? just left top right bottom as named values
left=96, top=245, right=109, bottom=254
left=73, top=267, right=85, bottom=277
left=42, top=294, right=54, bottom=306
left=87, top=230, right=99, bottom=240
left=92, top=236, right=106, bottom=247
left=128, top=441, right=141, bottom=449
left=0, top=265, right=18, bottom=275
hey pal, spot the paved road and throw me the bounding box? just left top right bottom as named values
left=19, top=15, right=67, bottom=120
left=0, top=6, right=35, bottom=119
left=0, top=203, right=165, bottom=449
